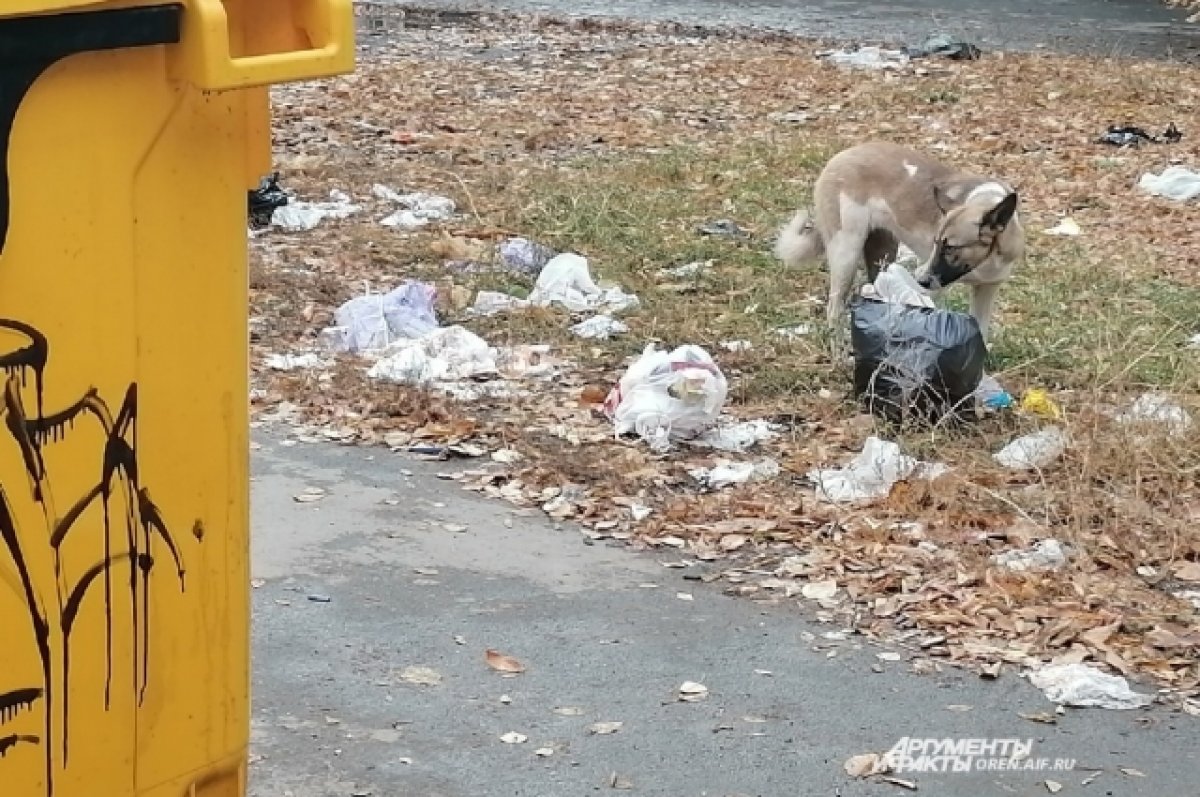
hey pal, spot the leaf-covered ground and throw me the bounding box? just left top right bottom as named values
left=250, top=8, right=1200, bottom=709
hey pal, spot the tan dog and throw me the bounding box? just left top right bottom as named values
left=773, top=141, right=1025, bottom=342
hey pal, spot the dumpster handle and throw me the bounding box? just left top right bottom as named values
left=186, top=0, right=354, bottom=90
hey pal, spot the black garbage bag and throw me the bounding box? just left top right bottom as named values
left=248, top=172, right=288, bottom=228
left=850, top=297, right=986, bottom=425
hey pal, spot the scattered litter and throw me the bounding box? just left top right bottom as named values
left=852, top=267, right=985, bottom=424
left=1019, top=389, right=1062, bottom=420
left=271, top=188, right=360, bottom=231
left=534, top=747, right=554, bottom=758
left=554, top=707, right=584, bottom=717
left=630, top=503, right=653, bottom=522
left=1098, top=122, right=1181, bottom=148
left=469, top=290, right=530, bottom=317
left=1044, top=781, right=1063, bottom=795
left=266, top=352, right=328, bottom=371
left=994, top=427, right=1068, bottom=470
left=720, top=339, right=753, bottom=353
left=485, top=649, right=527, bottom=674
left=328, top=280, right=439, bottom=354
left=571, top=315, right=629, bottom=340
left=1028, top=662, right=1154, bottom=710
left=603, top=344, right=728, bottom=451
left=688, top=419, right=781, bottom=452
left=1187, top=333, right=1200, bottom=349
left=491, top=449, right=522, bottom=464
left=660, top=260, right=710, bottom=278
left=366, top=326, right=498, bottom=388
left=808, top=436, right=948, bottom=505
left=292, top=487, right=327, bottom=504
left=499, top=732, right=528, bottom=744
left=498, top=236, right=556, bottom=275
left=678, top=682, right=709, bottom=702
left=1136, top=165, right=1200, bottom=202
left=697, top=219, right=748, bottom=237
left=975, top=374, right=1014, bottom=410
left=905, top=33, right=982, bottom=60
left=1116, top=392, right=1193, bottom=435
left=374, top=184, right=457, bottom=229
left=248, top=172, right=289, bottom=228
left=689, top=458, right=780, bottom=490
left=588, top=721, right=623, bottom=735
left=398, top=666, right=443, bottom=686
left=307, top=593, right=332, bottom=603
left=774, top=324, right=813, bottom=339
left=526, top=253, right=640, bottom=313
left=1043, top=217, right=1082, bottom=236
left=991, top=539, right=1069, bottom=572
left=818, top=46, right=909, bottom=70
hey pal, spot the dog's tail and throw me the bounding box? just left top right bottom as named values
left=773, top=209, right=823, bottom=269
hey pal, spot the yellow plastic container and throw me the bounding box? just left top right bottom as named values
left=0, top=2, right=353, bottom=796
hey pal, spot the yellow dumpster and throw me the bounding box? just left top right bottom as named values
left=0, top=2, right=353, bottom=796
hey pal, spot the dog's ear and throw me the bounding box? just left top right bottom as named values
left=981, top=191, right=1018, bottom=232
left=931, top=178, right=971, bottom=214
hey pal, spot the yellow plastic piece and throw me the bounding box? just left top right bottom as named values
left=1019, top=388, right=1062, bottom=420
left=0, top=1, right=353, bottom=797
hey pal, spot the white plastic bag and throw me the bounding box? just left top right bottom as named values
left=271, top=189, right=361, bottom=231
left=603, top=344, right=728, bottom=450
left=859, top=262, right=935, bottom=308
left=528, top=253, right=640, bottom=313
left=1029, top=663, right=1154, bottom=710
left=366, top=325, right=497, bottom=385
left=808, top=436, right=947, bottom=504
left=993, top=427, right=1068, bottom=470
left=1136, top=166, right=1200, bottom=202
left=331, top=281, right=439, bottom=354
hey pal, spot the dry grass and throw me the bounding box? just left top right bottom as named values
left=250, top=11, right=1200, bottom=700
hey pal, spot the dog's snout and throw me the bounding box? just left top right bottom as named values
left=916, top=275, right=933, bottom=289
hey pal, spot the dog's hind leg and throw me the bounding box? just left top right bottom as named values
left=825, top=231, right=863, bottom=328
left=862, top=229, right=899, bottom=283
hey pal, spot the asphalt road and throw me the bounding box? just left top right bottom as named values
left=380, top=0, right=1200, bottom=59
left=247, top=432, right=1199, bottom=797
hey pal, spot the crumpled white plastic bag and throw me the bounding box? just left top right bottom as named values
left=808, top=436, right=947, bottom=504
left=366, top=325, right=497, bottom=385
left=373, top=184, right=457, bottom=229
left=528, top=253, right=640, bottom=313
left=271, top=189, right=361, bottom=231
left=1029, top=663, right=1154, bottom=710
left=328, top=280, right=439, bottom=354
left=993, top=427, right=1068, bottom=470
left=603, top=344, right=728, bottom=451
left=1136, top=166, right=1200, bottom=202
left=860, top=262, right=935, bottom=308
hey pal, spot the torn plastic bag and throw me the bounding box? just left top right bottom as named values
left=850, top=297, right=987, bottom=424
left=330, top=280, right=439, bottom=354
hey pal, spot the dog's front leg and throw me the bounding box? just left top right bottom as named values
left=970, top=282, right=1000, bottom=343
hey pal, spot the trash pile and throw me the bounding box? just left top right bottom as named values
left=1097, top=122, right=1182, bottom=148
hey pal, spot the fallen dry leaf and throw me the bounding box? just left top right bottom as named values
left=534, top=746, right=554, bottom=757
left=554, top=706, right=585, bottom=717
left=1120, top=768, right=1146, bottom=777
left=292, top=487, right=327, bottom=503
left=1045, top=780, right=1063, bottom=794
left=881, top=776, right=918, bottom=791
left=1020, top=711, right=1059, bottom=725
left=1172, top=561, right=1200, bottom=582
left=485, top=648, right=527, bottom=674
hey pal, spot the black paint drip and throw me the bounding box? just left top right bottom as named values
left=0, top=688, right=41, bottom=723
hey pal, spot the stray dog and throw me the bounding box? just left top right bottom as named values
left=773, top=141, right=1025, bottom=343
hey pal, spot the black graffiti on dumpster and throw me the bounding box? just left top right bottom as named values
left=0, top=5, right=187, bottom=797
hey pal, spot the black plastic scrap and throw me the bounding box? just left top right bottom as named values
left=905, top=34, right=982, bottom=61
left=248, top=172, right=288, bottom=228
left=1098, top=122, right=1182, bottom=147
